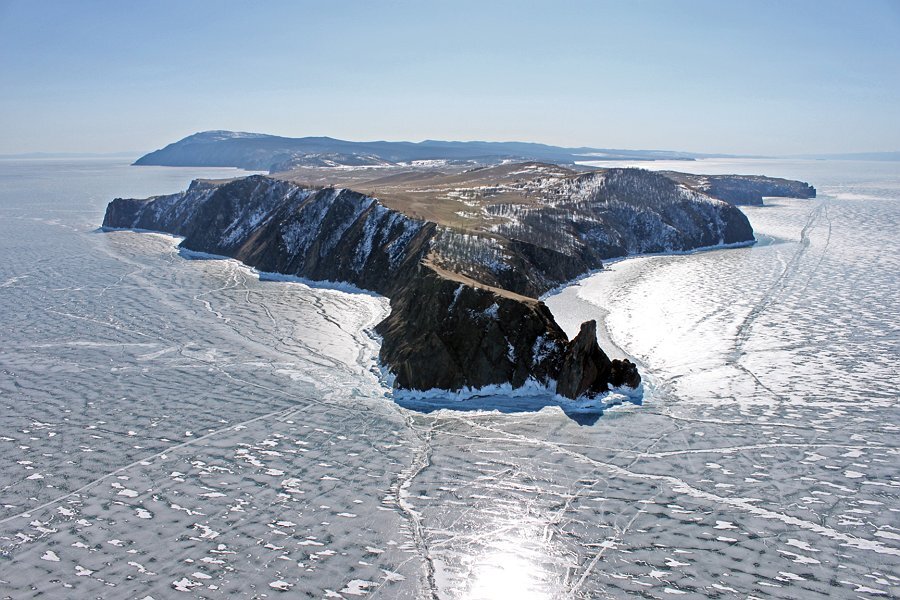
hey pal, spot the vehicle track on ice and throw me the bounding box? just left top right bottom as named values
left=727, top=201, right=827, bottom=399
left=393, top=417, right=439, bottom=600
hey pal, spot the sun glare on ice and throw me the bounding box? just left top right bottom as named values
left=465, top=545, right=550, bottom=600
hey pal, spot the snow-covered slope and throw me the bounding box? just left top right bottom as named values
left=430, top=168, right=754, bottom=297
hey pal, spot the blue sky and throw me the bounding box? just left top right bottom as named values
left=1, top=0, right=898, bottom=155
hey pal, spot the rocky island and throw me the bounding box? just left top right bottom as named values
left=105, top=133, right=816, bottom=399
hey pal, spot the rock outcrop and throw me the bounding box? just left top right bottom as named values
left=103, top=165, right=758, bottom=399
left=555, top=320, right=614, bottom=399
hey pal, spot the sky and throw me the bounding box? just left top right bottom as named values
left=1, top=0, right=898, bottom=155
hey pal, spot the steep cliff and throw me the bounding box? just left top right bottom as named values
left=105, top=177, right=429, bottom=294
left=103, top=166, right=756, bottom=398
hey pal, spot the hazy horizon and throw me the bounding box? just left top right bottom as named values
left=1, top=0, right=898, bottom=155
left=1, top=130, right=898, bottom=161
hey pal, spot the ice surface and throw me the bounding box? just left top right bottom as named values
left=0, top=158, right=898, bottom=598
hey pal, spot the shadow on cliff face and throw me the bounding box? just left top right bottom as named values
left=391, top=385, right=643, bottom=426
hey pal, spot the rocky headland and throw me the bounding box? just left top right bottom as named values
left=104, top=156, right=814, bottom=400
left=662, top=172, right=816, bottom=205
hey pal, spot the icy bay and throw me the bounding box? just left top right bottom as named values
left=0, top=158, right=898, bottom=598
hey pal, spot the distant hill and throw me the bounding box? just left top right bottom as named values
left=133, top=130, right=723, bottom=172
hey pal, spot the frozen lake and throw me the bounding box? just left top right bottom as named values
left=0, top=158, right=897, bottom=598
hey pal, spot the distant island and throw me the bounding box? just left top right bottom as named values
left=105, top=132, right=817, bottom=399
left=131, top=130, right=754, bottom=171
